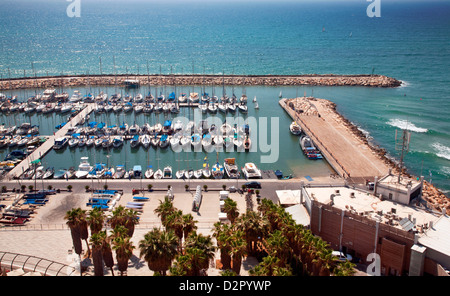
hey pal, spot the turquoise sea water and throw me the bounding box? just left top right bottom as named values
left=0, top=0, right=449, bottom=191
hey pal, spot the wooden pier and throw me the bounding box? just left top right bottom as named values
left=6, top=104, right=95, bottom=180
left=280, top=97, right=390, bottom=180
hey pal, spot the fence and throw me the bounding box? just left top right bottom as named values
left=0, top=251, right=77, bottom=276
left=0, top=221, right=218, bottom=232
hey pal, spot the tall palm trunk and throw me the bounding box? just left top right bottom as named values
left=220, top=247, right=232, bottom=270
left=102, top=246, right=115, bottom=276
left=80, top=220, right=90, bottom=257
left=92, top=246, right=104, bottom=276
left=232, top=256, right=242, bottom=275
left=69, top=225, right=83, bottom=256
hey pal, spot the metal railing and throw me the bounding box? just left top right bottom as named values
left=0, top=251, right=77, bottom=276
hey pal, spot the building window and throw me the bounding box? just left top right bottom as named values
left=389, top=193, right=393, bottom=200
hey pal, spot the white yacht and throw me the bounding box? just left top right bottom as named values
left=69, top=90, right=82, bottom=103
left=242, top=162, right=262, bottom=179
left=75, top=157, right=92, bottom=179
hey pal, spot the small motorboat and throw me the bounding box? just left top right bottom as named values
left=290, top=121, right=302, bottom=136
left=194, top=169, right=203, bottom=179
left=184, top=169, right=194, bottom=179
left=145, top=166, right=154, bottom=179
left=153, top=169, right=163, bottom=179
left=113, top=165, right=125, bottom=179
left=42, top=167, right=54, bottom=179
left=53, top=168, right=67, bottom=179
left=163, top=166, right=172, bottom=179
left=130, top=135, right=140, bottom=149
left=64, top=167, right=76, bottom=179
left=113, top=136, right=124, bottom=149
left=176, top=170, right=185, bottom=179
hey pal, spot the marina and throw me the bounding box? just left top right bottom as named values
left=0, top=85, right=334, bottom=183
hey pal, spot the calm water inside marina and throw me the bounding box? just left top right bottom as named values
left=1, top=85, right=333, bottom=179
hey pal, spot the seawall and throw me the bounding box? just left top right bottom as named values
left=0, top=74, right=402, bottom=91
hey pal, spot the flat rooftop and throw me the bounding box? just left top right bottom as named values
left=378, top=174, right=422, bottom=191
left=304, top=186, right=441, bottom=233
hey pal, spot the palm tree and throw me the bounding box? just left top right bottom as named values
left=78, top=209, right=91, bottom=257
left=98, top=230, right=115, bottom=276
left=109, top=205, right=127, bottom=230
left=164, top=209, right=184, bottom=248
left=154, top=196, right=175, bottom=225
left=110, top=225, right=129, bottom=240
left=109, top=205, right=139, bottom=237
left=249, top=255, right=280, bottom=276
left=230, top=230, right=247, bottom=275
left=124, top=208, right=139, bottom=237
left=112, top=235, right=135, bottom=276
left=223, top=198, right=239, bottom=224
left=265, top=230, right=290, bottom=265
left=333, top=260, right=356, bottom=276
left=139, top=228, right=179, bottom=276
left=90, top=232, right=105, bottom=276
left=258, top=198, right=291, bottom=231
left=87, top=207, right=106, bottom=234
left=182, top=213, right=198, bottom=241
left=65, top=208, right=83, bottom=266
left=236, top=210, right=269, bottom=255
left=182, top=232, right=216, bottom=276
left=212, top=222, right=233, bottom=270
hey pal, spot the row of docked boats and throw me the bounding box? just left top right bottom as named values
left=57, top=120, right=252, bottom=152
left=289, top=121, right=323, bottom=160
left=0, top=100, right=82, bottom=115
left=21, top=156, right=263, bottom=181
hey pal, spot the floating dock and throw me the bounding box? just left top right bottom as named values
left=280, top=97, right=390, bottom=180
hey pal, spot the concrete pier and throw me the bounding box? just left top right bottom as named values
left=6, top=103, right=95, bottom=180
left=279, top=97, right=391, bottom=180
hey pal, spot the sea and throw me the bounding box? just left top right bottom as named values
left=0, top=0, right=449, bottom=193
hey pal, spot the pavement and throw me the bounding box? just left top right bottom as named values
left=0, top=176, right=345, bottom=276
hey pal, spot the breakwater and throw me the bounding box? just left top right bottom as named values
left=0, top=74, right=402, bottom=91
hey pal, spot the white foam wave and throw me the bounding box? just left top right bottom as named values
left=442, top=166, right=450, bottom=176
left=432, top=143, right=450, bottom=161
left=398, top=80, right=410, bottom=88
left=387, top=119, right=428, bottom=133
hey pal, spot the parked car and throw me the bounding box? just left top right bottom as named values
left=332, top=251, right=353, bottom=262
left=244, top=181, right=261, bottom=189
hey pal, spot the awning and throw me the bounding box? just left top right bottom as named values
left=276, top=190, right=301, bottom=205
left=285, top=204, right=311, bottom=227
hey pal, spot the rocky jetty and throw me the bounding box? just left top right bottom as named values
left=0, top=74, right=402, bottom=91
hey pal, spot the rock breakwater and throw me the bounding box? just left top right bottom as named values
left=0, top=74, right=402, bottom=91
